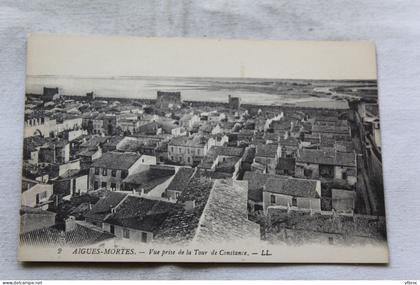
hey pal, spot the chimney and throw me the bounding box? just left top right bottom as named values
left=184, top=200, right=196, bottom=212
left=65, top=216, right=77, bottom=232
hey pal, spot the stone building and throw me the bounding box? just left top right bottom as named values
left=156, top=91, right=181, bottom=109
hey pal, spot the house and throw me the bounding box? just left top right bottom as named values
left=23, top=113, right=57, bottom=138
left=38, top=139, right=70, bottom=164
left=168, top=135, right=212, bottom=165
left=262, top=176, right=321, bottom=213
left=91, top=114, right=117, bottom=135
left=278, top=137, right=300, bottom=157
left=165, top=167, right=196, bottom=200
left=84, top=191, right=127, bottom=227
left=103, top=196, right=176, bottom=244
left=21, top=178, right=54, bottom=210
left=122, top=165, right=176, bottom=196
left=89, top=152, right=155, bottom=191
left=55, top=116, right=83, bottom=133
left=117, top=118, right=142, bottom=134
left=20, top=206, right=56, bottom=234
left=23, top=136, right=49, bottom=164
left=53, top=169, right=89, bottom=198
left=253, top=143, right=281, bottom=174
left=20, top=217, right=114, bottom=247
left=268, top=119, right=294, bottom=135
left=311, top=124, right=351, bottom=141
left=179, top=113, right=200, bottom=130
left=276, top=157, right=296, bottom=176
left=332, top=188, right=356, bottom=215
left=295, top=149, right=357, bottom=185
left=77, top=147, right=102, bottom=165
left=242, top=171, right=286, bottom=212
left=199, top=146, right=245, bottom=179
left=22, top=162, right=59, bottom=183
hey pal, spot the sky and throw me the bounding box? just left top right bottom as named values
left=27, top=34, right=377, bottom=80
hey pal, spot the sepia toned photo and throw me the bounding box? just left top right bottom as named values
left=18, top=35, right=388, bottom=263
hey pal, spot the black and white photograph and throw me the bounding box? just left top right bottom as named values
left=18, top=35, right=388, bottom=263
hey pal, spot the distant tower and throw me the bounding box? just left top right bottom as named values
left=42, top=87, right=60, bottom=102
left=228, top=95, right=241, bottom=110
left=156, top=91, right=181, bottom=110
left=86, top=91, right=96, bottom=101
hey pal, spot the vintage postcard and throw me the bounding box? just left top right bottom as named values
left=18, top=34, right=388, bottom=263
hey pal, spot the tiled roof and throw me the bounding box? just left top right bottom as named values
left=255, top=143, right=279, bottom=158
left=23, top=136, right=49, bottom=152
left=91, top=152, right=141, bottom=170
left=211, top=146, right=244, bottom=157
left=123, top=166, right=175, bottom=193
left=80, top=136, right=110, bottom=149
left=312, top=124, right=350, bottom=134
left=270, top=120, right=292, bottom=130
left=84, top=191, right=127, bottom=222
left=265, top=177, right=320, bottom=198
left=104, top=196, right=176, bottom=232
left=297, top=149, right=356, bottom=167
left=279, top=137, right=299, bottom=147
left=169, top=135, right=208, bottom=147
left=166, top=168, right=195, bottom=192
left=277, top=157, right=296, bottom=171
left=20, top=221, right=114, bottom=247
left=215, top=156, right=241, bottom=173
left=194, top=180, right=260, bottom=243
left=243, top=171, right=318, bottom=200
left=155, top=176, right=214, bottom=243
left=243, top=172, right=286, bottom=202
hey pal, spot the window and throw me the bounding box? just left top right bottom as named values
left=121, top=170, right=128, bottom=178
left=111, top=183, right=116, bottom=190
left=270, top=195, right=276, bottom=204
left=141, top=232, right=147, bottom=243
left=187, top=157, right=191, bottom=163
left=95, top=168, right=100, bottom=175
left=72, top=179, right=76, bottom=194
left=111, top=170, right=116, bottom=177
left=102, top=168, right=107, bottom=176
left=110, top=225, right=115, bottom=234
left=123, top=228, right=130, bottom=239
left=304, top=168, right=313, bottom=177
left=328, top=236, right=334, bottom=245
left=171, top=147, right=174, bottom=152
left=175, top=192, right=180, bottom=198
left=101, top=182, right=107, bottom=189
left=94, top=181, right=98, bottom=189
left=292, top=197, right=297, bottom=207
left=36, top=191, right=47, bottom=204
left=179, top=147, right=181, bottom=153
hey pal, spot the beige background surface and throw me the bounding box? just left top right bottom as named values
left=1, top=0, right=420, bottom=279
